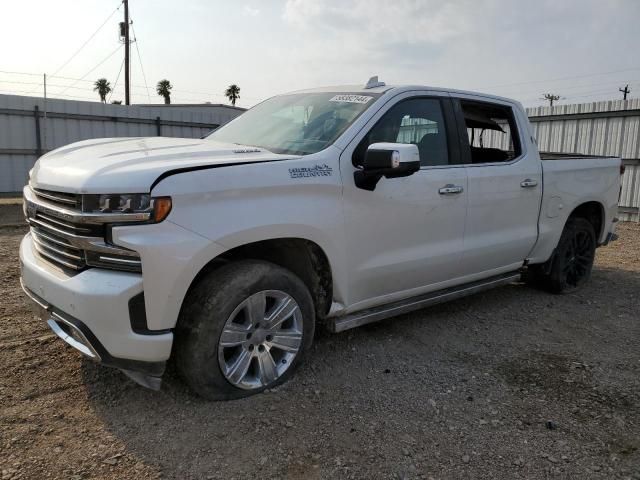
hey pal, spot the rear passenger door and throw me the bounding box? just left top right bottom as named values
left=452, top=97, right=542, bottom=276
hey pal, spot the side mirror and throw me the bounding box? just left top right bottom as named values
left=354, top=143, right=420, bottom=191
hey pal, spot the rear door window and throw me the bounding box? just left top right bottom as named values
left=456, top=100, right=522, bottom=164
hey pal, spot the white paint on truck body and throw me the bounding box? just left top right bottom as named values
left=20, top=83, right=621, bottom=368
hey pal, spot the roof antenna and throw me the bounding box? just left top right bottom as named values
left=365, top=76, right=385, bottom=89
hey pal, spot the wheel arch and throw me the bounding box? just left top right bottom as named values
left=179, top=237, right=334, bottom=327
left=567, top=200, right=605, bottom=241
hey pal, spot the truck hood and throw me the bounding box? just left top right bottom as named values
left=30, top=137, right=295, bottom=194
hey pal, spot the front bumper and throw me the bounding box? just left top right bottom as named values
left=20, top=233, right=173, bottom=388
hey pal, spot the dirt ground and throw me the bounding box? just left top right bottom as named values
left=1, top=211, right=639, bottom=480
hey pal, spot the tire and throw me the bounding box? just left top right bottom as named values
left=529, top=217, right=596, bottom=294
left=175, top=260, right=315, bottom=400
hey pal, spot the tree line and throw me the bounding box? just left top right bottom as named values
left=93, top=78, right=241, bottom=106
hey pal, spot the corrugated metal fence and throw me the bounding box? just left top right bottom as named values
left=526, top=99, right=640, bottom=221
left=0, top=93, right=244, bottom=193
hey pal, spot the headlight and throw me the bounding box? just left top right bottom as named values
left=82, top=194, right=172, bottom=223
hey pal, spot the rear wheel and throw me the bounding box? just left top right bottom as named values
left=529, top=217, right=596, bottom=294
left=175, top=260, right=315, bottom=400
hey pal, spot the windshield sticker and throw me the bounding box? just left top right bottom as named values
left=329, top=95, right=373, bottom=104
left=289, top=164, right=333, bottom=178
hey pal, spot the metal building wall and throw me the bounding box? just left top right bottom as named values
left=525, top=99, right=640, bottom=221
left=0, top=94, right=244, bottom=193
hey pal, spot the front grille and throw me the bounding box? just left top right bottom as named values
left=32, top=188, right=81, bottom=210
left=27, top=212, right=104, bottom=271
left=31, top=226, right=85, bottom=270
left=31, top=211, right=102, bottom=237
left=25, top=186, right=141, bottom=273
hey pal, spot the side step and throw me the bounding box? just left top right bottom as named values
left=328, top=271, right=521, bottom=333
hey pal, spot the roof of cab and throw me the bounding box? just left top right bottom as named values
left=290, top=80, right=521, bottom=107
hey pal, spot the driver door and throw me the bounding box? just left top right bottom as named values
left=340, top=93, right=469, bottom=311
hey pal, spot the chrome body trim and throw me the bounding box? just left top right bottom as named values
left=97, top=255, right=142, bottom=266
left=20, top=278, right=100, bottom=359
left=32, top=240, right=83, bottom=270
left=329, top=272, right=521, bottom=333
left=47, top=318, right=100, bottom=360
left=28, top=221, right=139, bottom=257
left=32, top=233, right=82, bottom=261
left=33, top=188, right=78, bottom=206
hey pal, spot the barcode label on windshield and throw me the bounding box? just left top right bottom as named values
left=329, top=95, right=373, bottom=104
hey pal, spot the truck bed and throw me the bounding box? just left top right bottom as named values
left=527, top=153, right=621, bottom=265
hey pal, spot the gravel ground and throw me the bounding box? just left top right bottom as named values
left=1, top=214, right=639, bottom=480
left=0, top=200, right=23, bottom=227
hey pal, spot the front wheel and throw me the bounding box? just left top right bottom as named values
left=175, top=260, right=315, bottom=400
left=528, top=217, right=596, bottom=294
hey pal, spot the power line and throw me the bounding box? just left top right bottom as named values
left=481, top=67, right=640, bottom=90
left=56, top=44, right=123, bottom=95
left=0, top=79, right=107, bottom=92
left=0, top=70, right=42, bottom=77
left=0, top=89, right=96, bottom=101
left=2, top=68, right=263, bottom=102
left=495, top=79, right=640, bottom=101
left=50, top=2, right=122, bottom=78
left=108, top=58, right=126, bottom=103
left=130, top=22, right=151, bottom=103
left=25, top=2, right=123, bottom=95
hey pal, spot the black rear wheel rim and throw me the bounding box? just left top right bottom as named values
left=562, top=229, right=595, bottom=287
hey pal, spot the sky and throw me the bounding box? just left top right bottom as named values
left=1, top=0, right=639, bottom=108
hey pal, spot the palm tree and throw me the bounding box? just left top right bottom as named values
left=93, top=78, right=112, bottom=103
left=156, top=79, right=173, bottom=104
left=225, top=84, right=240, bottom=106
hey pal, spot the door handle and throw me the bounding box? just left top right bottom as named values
left=438, top=184, right=464, bottom=195
left=520, top=179, right=538, bottom=188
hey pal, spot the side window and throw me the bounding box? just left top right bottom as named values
left=459, top=100, right=521, bottom=164
left=353, top=98, right=449, bottom=167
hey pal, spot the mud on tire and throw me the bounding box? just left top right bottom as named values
left=175, top=260, right=315, bottom=400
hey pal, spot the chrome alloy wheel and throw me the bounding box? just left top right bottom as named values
left=218, top=290, right=303, bottom=390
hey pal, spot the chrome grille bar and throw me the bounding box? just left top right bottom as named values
left=32, top=233, right=83, bottom=261
left=27, top=217, right=86, bottom=240
left=32, top=188, right=79, bottom=207
left=32, top=240, right=83, bottom=270
left=36, top=212, right=93, bottom=234
left=30, top=227, right=75, bottom=249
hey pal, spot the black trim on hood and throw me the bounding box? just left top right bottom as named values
left=149, top=158, right=286, bottom=191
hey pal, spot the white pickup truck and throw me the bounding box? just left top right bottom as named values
left=20, top=77, right=621, bottom=399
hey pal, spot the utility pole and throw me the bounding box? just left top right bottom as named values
left=124, top=0, right=130, bottom=105
left=43, top=74, right=47, bottom=151
left=543, top=93, right=560, bottom=107
left=619, top=84, right=631, bottom=100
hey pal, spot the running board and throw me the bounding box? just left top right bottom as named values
left=328, top=272, right=521, bottom=333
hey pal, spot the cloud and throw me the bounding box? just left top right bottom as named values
left=242, top=5, right=260, bottom=17
left=283, top=0, right=473, bottom=45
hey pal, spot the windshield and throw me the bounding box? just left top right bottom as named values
left=206, top=92, right=381, bottom=155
